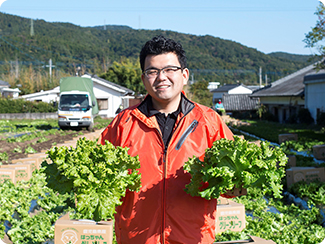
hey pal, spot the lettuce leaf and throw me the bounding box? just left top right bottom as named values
left=184, top=136, right=287, bottom=200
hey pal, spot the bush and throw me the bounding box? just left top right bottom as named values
left=297, top=108, right=314, bottom=124
left=262, top=111, right=278, bottom=122
left=232, top=111, right=258, bottom=120
left=317, top=112, right=325, bottom=126
left=0, top=98, right=57, bottom=113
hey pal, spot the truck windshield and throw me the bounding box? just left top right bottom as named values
left=59, top=94, right=90, bottom=110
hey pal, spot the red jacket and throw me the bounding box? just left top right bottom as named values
left=98, top=95, right=233, bottom=244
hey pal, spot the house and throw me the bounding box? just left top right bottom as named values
left=211, top=84, right=255, bottom=104
left=82, top=73, right=135, bottom=118
left=0, top=79, right=21, bottom=98
left=250, top=63, right=316, bottom=123
left=223, top=94, right=260, bottom=112
left=303, top=70, right=325, bottom=123
left=207, top=82, right=220, bottom=91
left=20, top=73, right=136, bottom=118
left=20, top=87, right=60, bottom=103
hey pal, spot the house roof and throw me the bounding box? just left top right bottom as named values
left=304, top=69, right=325, bottom=84
left=251, top=63, right=317, bottom=97
left=83, top=73, right=135, bottom=95
left=21, top=87, right=60, bottom=99
left=223, top=94, right=260, bottom=111
left=211, top=84, right=240, bottom=93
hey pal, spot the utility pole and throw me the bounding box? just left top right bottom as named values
left=259, top=67, right=262, bottom=87
left=265, top=74, right=268, bottom=86
left=30, top=19, right=34, bottom=36
left=45, top=59, right=55, bottom=82
left=15, top=58, right=19, bottom=79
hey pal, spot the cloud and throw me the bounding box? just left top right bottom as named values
left=0, top=0, right=7, bottom=8
left=320, top=0, right=325, bottom=6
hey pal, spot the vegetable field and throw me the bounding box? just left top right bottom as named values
left=1, top=116, right=325, bottom=243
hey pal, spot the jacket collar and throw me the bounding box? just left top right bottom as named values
left=137, top=92, right=195, bottom=118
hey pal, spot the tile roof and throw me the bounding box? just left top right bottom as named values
left=251, top=63, right=317, bottom=97
left=223, top=94, right=260, bottom=111
left=211, top=84, right=240, bottom=92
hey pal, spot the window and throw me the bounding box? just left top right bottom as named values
left=97, top=99, right=108, bottom=110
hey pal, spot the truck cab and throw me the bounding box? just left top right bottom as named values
left=58, top=77, right=98, bottom=131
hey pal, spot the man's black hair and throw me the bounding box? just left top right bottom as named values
left=139, top=35, right=187, bottom=72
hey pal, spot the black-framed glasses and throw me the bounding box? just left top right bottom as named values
left=143, top=66, right=182, bottom=79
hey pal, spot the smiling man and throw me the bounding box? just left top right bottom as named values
left=99, top=35, right=235, bottom=244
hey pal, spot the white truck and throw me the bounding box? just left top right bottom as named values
left=58, top=77, right=98, bottom=131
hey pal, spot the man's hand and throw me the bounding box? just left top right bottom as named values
left=225, top=187, right=247, bottom=197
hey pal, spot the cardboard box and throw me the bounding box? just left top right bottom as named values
left=248, top=140, right=261, bottom=147
left=286, top=155, right=296, bottom=167
left=28, top=152, right=47, bottom=158
left=214, top=235, right=276, bottom=243
left=234, top=135, right=245, bottom=140
left=54, top=217, right=113, bottom=244
left=216, top=200, right=246, bottom=234
left=217, top=197, right=229, bottom=205
left=278, top=133, right=298, bottom=144
left=286, top=167, right=325, bottom=188
left=0, top=168, right=16, bottom=184
left=11, top=157, right=43, bottom=172
left=1, top=163, right=32, bottom=182
left=313, top=144, right=325, bottom=160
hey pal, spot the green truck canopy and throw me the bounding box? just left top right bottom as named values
left=60, top=77, right=99, bottom=115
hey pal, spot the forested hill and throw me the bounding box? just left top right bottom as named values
left=0, top=12, right=316, bottom=84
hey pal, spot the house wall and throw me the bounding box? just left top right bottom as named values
left=259, top=96, right=304, bottom=123
left=304, top=80, right=325, bottom=123
left=93, top=83, right=126, bottom=118
left=228, top=86, right=252, bottom=95
left=212, top=92, right=224, bottom=103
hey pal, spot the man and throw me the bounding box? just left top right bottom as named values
left=99, top=35, right=237, bottom=244
left=215, top=99, right=225, bottom=115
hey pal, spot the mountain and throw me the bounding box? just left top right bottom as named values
left=268, top=52, right=314, bottom=63
left=0, top=12, right=316, bottom=85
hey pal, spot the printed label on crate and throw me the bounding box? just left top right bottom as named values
left=216, top=200, right=245, bottom=234
left=54, top=219, right=113, bottom=244
left=0, top=168, right=16, bottom=184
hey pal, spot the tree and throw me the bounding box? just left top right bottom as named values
left=304, top=3, right=325, bottom=68
left=188, top=80, right=213, bottom=107
left=99, top=57, right=146, bottom=96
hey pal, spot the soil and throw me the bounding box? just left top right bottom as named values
left=0, top=115, right=246, bottom=164
left=0, top=128, right=99, bottom=163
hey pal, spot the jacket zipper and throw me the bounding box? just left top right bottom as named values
left=163, top=146, right=167, bottom=244
left=154, top=127, right=167, bottom=244
left=175, top=119, right=198, bottom=150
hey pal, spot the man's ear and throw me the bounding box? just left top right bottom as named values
left=182, top=68, right=189, bottom=85
left=141, top=73, right=145, bottom=84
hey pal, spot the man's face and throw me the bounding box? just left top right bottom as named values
left=141, top=52, right=189, bottom=107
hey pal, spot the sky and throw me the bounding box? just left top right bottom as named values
left=0, top=0, right=323, bottom=55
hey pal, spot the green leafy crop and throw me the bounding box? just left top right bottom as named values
left=42, top=137, right=141, bottom=222
left=184, top=136, right=287, bottom=200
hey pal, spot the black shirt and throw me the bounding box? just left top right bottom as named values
left=146, top=97, right=181, bottom=148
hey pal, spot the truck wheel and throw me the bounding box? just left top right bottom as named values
left=86, top=123, right=94, bottom=132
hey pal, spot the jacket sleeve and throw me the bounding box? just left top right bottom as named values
left=98, top=111, right=126, bottom=147
left=206, top=108, right=234, bottom=147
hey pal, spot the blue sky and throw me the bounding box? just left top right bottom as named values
left=0, top=0, right=322, bottom=55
